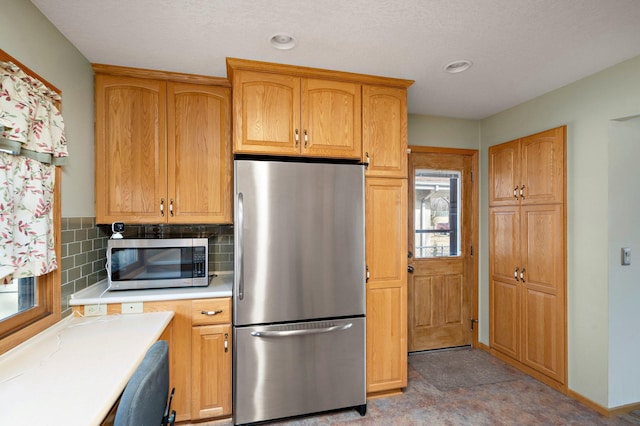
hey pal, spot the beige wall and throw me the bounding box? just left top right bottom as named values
left=1, top=0, right=94, bottom=217
left=408, top=114, right=479, bottom=149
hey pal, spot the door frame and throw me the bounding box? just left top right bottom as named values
left=408, top=145, right=479, bottom=348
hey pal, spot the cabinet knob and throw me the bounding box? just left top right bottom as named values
left=295, top=129, right=299, bottom=147
left=170, top=198, right=174, bottom=217
left=160, top=198, right=165, bottom=217
left=304, top=129, right=309, bottom=148
left=520, top=185, right=525, bottom=199
left=224, top=333, right=229, bottom=352
left=513, top=186, right=519, bottom=201
left=514, top=267, right=520, bottom=282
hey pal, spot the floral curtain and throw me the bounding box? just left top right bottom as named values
left=0, top=60, right=68, bottom=283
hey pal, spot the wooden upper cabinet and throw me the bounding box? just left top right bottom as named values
left=94, top=65, right=232, bottom=224
left=489, top=126, right=565, bottom=207
left=301, top=78, right=361, bottom=158
left=232, top=71, right=300, bottom=155
left=227, top=58, right=414, bottom=161
left=362, top=85, right=408, bottom=178
left=167, top=83, right=231, bottom=223
left=232, top=69, right=361, bottom=159
left=95, top=74, right=168, bottom=223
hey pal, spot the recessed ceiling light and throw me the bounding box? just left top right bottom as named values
left=444, top=60, right=473, bottom=74
left=269, top=33, right=297, bottom=50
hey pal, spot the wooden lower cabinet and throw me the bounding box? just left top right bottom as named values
left=77, top=297, right=232, bottom=422
left=365, top=178, right=408, bottom=396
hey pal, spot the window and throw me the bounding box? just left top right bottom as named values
left=0, top=171, right=61, bottom=353
left=413, top=169, right=461, bottom=258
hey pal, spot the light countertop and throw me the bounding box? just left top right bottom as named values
left=0, top=311, right=174, bottom=426
left=70, top=271, right=233, bottom=305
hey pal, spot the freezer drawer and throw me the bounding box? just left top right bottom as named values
left=233, top=317, right=365, bottom=425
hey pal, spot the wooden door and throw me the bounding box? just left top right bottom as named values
left=520, top=204, right=565, bottom=383
left=301, top=78, right=361, bottom=159
left=489, top=206, right=520, bottom=359
left=231, top=70, right=300, bottom=155
left=363, top=85, right=408, bottom=178
left=191, top=324, right=232, bottom=419
left=488, top=139, right=520, bottom=207
left=167, top=83, right=232, bottom=224
left=520, top=126, right=565, bottom=205
left=407, top=149, right=477, bottom=352
left=94, top=74, right=167, bottom=224
left=365, top=178, right=407, bottom=395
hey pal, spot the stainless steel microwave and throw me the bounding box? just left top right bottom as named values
left=106, top=238, right=208, bottom=290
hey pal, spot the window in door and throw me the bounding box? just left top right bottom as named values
left=413, top=169, right=461, bottom=258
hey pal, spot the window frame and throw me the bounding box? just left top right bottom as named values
left=0, top=49, right=62, bottom=355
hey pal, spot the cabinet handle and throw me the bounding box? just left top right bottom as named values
left=520, top=185, right=525, bottom=200
left=224, top=333, right=229, bottom=352
left=513, top=186, right=519, bottom=200
left=520, top=268, right=526, bottom=283
left=169, top=198, right=174, bottom=217
left=201, top=309, right=223, bottom=316
left=160, top=198, right=165, bottom=217
left=514, top=267, right=520, bottom=282
left=304, top=129, right=309, bottom=148
left=295, top=129, right=299, bottom=147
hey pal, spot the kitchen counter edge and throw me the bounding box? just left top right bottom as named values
left=70, top=271, right=233, bottom=305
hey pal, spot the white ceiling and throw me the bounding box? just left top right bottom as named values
left=30, top=0, right=640, bottom=119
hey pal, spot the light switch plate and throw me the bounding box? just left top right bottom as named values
left=622, top=247, right=631, bottom=266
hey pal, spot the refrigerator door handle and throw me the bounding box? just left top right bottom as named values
left=238, top=192, right=245, bottom=300
left=250, top=322, right=353, bottom=338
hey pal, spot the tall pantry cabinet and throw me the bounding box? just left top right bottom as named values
left=363, top=86, right=409, bottom=396
left=488, top=126, right=567, bottom=389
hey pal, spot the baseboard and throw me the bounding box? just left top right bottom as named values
left=367, top=389, right=403, bottom=400
left=476, top=341, right=490, bottom=352
left=567, top=390, right=640, bottom=418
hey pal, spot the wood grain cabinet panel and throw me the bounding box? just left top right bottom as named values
left=489, top=126, right=565, bottom=207
left=488, top=126, right=566, bottom=389
left=94, top=65, right=232, bottom=224
left=362, top=85, right=408, bottom=178
left=365, top=178, right=407, bottom=395
left=191, top=324, right=232, bottom=419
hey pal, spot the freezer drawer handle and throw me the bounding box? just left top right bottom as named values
left=250, top=323, right=353, bottom=338
left=201, top=309, right=223, bottom=316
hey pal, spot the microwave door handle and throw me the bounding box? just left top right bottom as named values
left=237, top=192, right=244, bottom=300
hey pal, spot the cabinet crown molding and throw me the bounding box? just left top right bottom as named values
left=226, top=57, right=414, bottom=89
left=92, top=63, right=230, bottom=87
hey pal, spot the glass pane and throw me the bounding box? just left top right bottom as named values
left=414, top=169, right=461, bottom=258
left=0, top=277, right=36, bottom=321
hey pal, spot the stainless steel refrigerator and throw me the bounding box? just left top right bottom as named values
left=233, top=158, right=367, bottom=425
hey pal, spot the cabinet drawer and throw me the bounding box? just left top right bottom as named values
left=192, top=298, right=231, bottom=325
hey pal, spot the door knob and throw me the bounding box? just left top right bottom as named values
left=408, top=265, right=414, bottom=273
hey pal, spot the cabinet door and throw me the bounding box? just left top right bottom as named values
left=520, top=126, right=565, bottom=205
left=488, top=139, right=520, bottom=207
left=489, top=207, right=520, bottom=359
left=191, top=324, right=232, bottom=419
left=167, top=83, right=232, bottom=223
left=363, top=86, right=407, bottom=178
left=232, top=70, right=300, bottom=155
left=95, top=74, right=167, bottom=224
left=520, top=204, right=565, bottom=383
left=144, top=300, right=192, bottom=423
left=301, top=78, right=361, bottom=159
left=365, top=178, right=407, bottom=395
